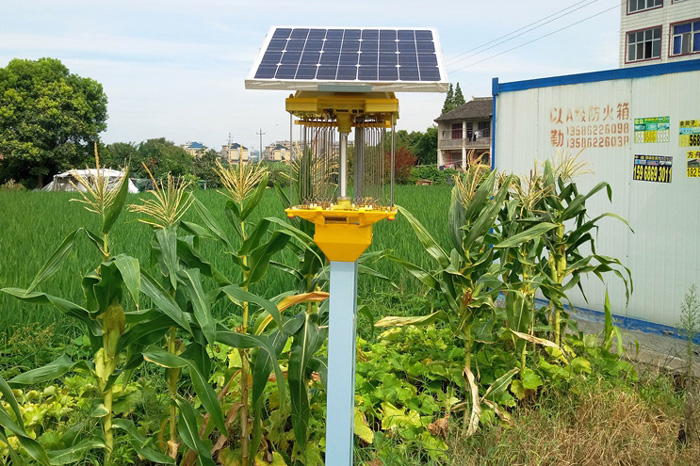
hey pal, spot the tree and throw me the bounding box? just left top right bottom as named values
left=413, top=126, right=438, bottom=165
left=0, top=58, right=108, bottom=187
left=454, top=82, right=466, bottom=108
left=441, top=83, right=454, bottom=115
left=136, top=138, right=194, bottom=179
left=194, top=148, right=220, bottom=183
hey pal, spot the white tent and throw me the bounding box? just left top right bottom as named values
left=43, top=169, right=139, bottom=194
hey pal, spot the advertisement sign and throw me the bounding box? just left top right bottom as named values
left=633, top=155, right=672, bottom=183
left=634, top=116, right=670, bottom=143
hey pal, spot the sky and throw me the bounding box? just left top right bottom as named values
left=1, top=0, right=622, bottom=152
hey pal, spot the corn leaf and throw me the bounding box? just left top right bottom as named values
left=101, top=167, right=130, bottom=235
left=194, top=198, right=235, bottom=249
left=47, top=437, right=106, bottom=465
left=175, top=398, right=216, bottom=466
left=140, top=269, right=192, bottom=335
left=113, top=254, right=140, bottom=307
left=375, top=311, right=448, bottom=327
left=177, top=269, right=216, bottom=346
left=143, top=347, right=227, bottom=436
left=9, top=354, right=90, bottom=388
left=494, top=222, right=559, bottom=249
left=155, top=227, right=179, bottom=290
left=113, top=419, right=175, bottom=464
left=241, top=173, right=269, bottom=220
left=26, top=229, right=82, bottom=293
left=397, top=205, right=450, bottom=269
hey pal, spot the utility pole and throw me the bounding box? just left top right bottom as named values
left=257, top=128, right=265, bottom=162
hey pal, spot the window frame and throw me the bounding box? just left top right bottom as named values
left=627, top=0, right=663, bottom=15
left=477, top=121, right=491, bottom=139
left=669, top=18, right=700, bottom=57
left=625, top=25, right=663, bottom=63
left=451, top=123, right=463, bottom=140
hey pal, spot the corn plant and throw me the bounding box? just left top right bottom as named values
left=533, top=155, right=632, bottom=346
left=377, top=165, right=522, bottom=435
left=1, top=163, right=173, bottom=464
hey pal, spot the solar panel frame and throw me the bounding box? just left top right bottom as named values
left=246, top=26, right=448, bottom=92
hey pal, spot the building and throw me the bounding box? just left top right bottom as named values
left=220, top=142, right=249, bottom=164
left=434, top=97, right=492, bottom=169
left=620, top=0, right=700, bottom=67
left=263, top=142, right=291, bottom=162
left=181, top=141, right=206, bottom=157
left=492, top=58, right=700, bottom=328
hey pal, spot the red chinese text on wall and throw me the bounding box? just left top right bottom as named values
left=550, top=103, right=630, bottom=149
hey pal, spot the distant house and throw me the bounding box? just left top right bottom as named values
left=434, top=97, right=492, bottom=169
left=263, top=142, right=291, bottom=162
left=181, top=141, right=206, bottom=157
left=220, top=142, right=249, bottom=163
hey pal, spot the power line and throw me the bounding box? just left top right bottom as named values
left=445, top=0, right=600, bottom=67
left=449, top=1, right=623, bottom=74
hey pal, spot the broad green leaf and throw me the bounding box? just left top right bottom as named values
left=113, top=419, right=175, bottom=464
left=397, top=205, right=450, bottom=269
left=481, top=368, right=520, bottom=401
left=175, top=398, right=216, bottom=466
left=219, top=285, right=283, bottom=332
left=520, top=368, right=543, bottom=391
left=113, top=254, right=140, bottom=307
left=375, top=311, right=448, bottom=327
left=20, top=289, right=83, bottom=331
left=494, top=222, right=559, bottom=249
left=238, top=218, right=271, bottom=256
left=354, top=406, right=374, bottom=444
left=246, top=231, right=290, bottom=286
left=0, top=405, right=50, bottom=465
left=289, top=312, right=324, bottom=449
left=102, top=166, right=130, bottom=235
left=216, top=327, right=287, bottom=407
left=117, top=314, right=173, bottom=353
left=177, top=269, right=216, bottom=346
left=140, top=269, right=192, bottom=334
left=194, top=198, right=235, bottom=249
left=0, top=374, right=23, bottom=428
left=142, top=347, right=226, bottom=436
left=48, top=437, right=107, bottom=465
left=155, top=226, right=179, bottom=290
left=241, top=173, right=269, bottom=220
left=463, top=174, right=512, bottom=251
left=26, top=229, right=81, bottom=293
left=9, top=354, right=89, bottom=388
left=177, top=237, right=231, bottom=286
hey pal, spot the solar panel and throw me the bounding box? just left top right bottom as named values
left=246, top=27, right=448, bottom=92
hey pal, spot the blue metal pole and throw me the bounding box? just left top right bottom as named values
left=325, top=260, right=359, bottom=466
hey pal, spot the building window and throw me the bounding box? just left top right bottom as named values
left=671, top=20, right=700, bottom=55
left=477, top=121, right=491, bottom=138
left=451, top=123, right=463, bottom=139
left=628, top=0, right=662, bottom=13
left=627, top=27, right=661, bottom=61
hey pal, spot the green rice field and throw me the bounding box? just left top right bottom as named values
left=0, top=185, right=451, bottom=335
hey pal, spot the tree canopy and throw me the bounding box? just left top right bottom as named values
left=0, top=58, right=108, bottom=187
left=103, top=138, right=194, bottom=179
left=440, top=82, right=466, bottom=115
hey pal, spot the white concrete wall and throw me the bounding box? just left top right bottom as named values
left=494, top=65, right=700, bottom=326
left=620, top=0, right=700, bottom=66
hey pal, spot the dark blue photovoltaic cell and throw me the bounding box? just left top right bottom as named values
left=317, top=66, right=337, bottom=79
left=358, top=67, right=378, bottom=80
left=255, top=65, right=277, bottom=79
left=261, top=51, right=282, bottom=64
left=290, top=28, right=309, bottom=39
left=308, top=29, right=326, bottom=40
left=337, top=66, right=357, bottom=80
left=301, top=52, right=321, bottom=64
left=344, top=29, right=361, bottom=40
left=281, top=52, right=301, bottom=64
left=268, top=39, right=287, bottom=51
left=416, top=41, right=435, bottom=53
left=379, top=53, right=397, bottom=66
left=276, top=65, right=297, bottom=79
left=360, top=41, right=378, bottom=52
left=326, top=29, right=344, bottom=40
left=339, top=53, right=359, bottom=65
left=320, top=53, right=339, bottom=65
left=255, top=27, right=442, bottom=83
left=362, top=29, right=379, bottom=40
left=296, top=65, right=317, bottom=79
left=379, top=67, right=398, bottom=80
left=272, top=28, right=292, bottom=40
left=359, top=53, right=378, bottom=65
left=418, top=54, right=438, bottom=66
left=398, top=30, right=415, bottom=41
left=415, top=30, right=433, bottom=41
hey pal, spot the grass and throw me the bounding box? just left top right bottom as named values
left=0, top=185, right=452, bottom=336
left=450, top=368, right=700, bottom=466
